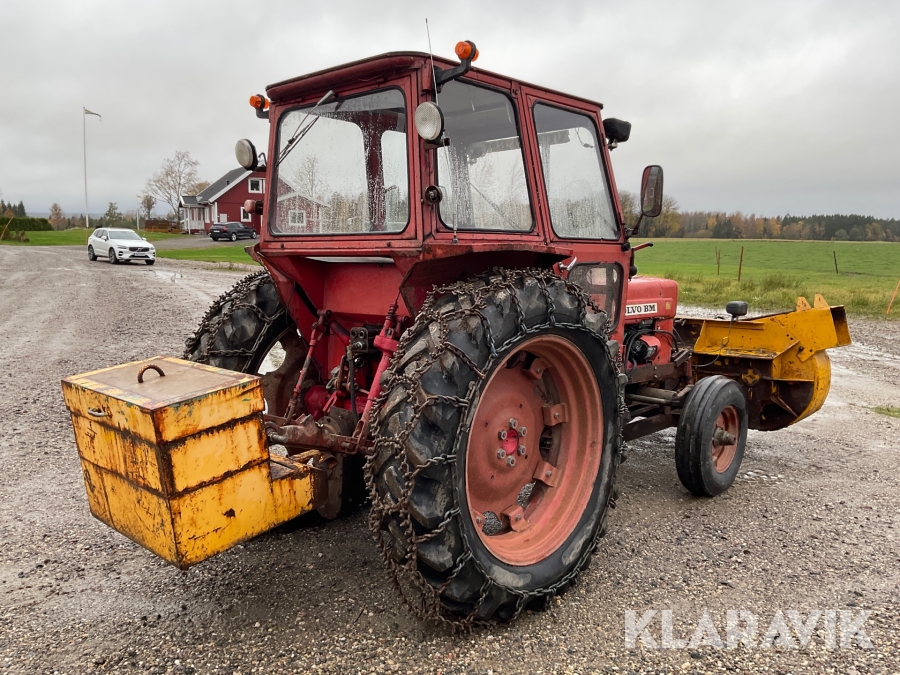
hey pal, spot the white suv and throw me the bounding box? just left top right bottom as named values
left=88, top=228, right=157, bottom=265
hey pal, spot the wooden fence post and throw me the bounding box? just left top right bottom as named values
left=833, top=251, right=839, bottom=275
left=737, top=246, right=744, bottom=282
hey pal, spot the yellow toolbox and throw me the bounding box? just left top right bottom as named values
left=61, top=356, right=322, bottom=568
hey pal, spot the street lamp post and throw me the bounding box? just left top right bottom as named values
left=83, top=108, right=101, bottom=229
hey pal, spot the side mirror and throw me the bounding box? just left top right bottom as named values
left=640, top=165, right=664, bottom=217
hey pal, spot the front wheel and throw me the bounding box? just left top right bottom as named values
left=250, top=231, right=257, bottom=239
left=675, top=375, right=748, bottom=496
left=368, top=269, right=621, bottom=622
left=146, top=259, right=155, bottom=265
left=108, top=249, right=118, bottom=264
left=88, top=245, right=96, bottom=261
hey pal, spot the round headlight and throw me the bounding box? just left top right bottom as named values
left=235, top=139, right=258, bottom=170
left=414, top=102, right=444, bottom=142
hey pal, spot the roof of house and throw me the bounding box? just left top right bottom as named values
left=180, top=167, right=254, bottom=207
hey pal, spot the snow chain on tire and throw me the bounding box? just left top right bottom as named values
left=365, top=268, right=627, bottom=625
left=182, top=270, right=287, bottom=370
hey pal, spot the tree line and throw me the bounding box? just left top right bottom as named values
left=1, top=200, right=27, bottom=218
left=619, top=191, right=900, bottom=242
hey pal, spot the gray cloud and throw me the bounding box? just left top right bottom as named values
left=1, top=0, right=898, bottom=218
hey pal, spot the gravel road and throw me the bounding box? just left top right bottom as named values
left=1, top=246, right=898, bottom=674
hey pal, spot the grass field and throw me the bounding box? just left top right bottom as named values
left=0, top=229, right=184, bottom=246
left=5, top=231, right=897, bottom=317
left=634, top=239, right=900, bottom=318
left=156, top=246, right=258, bottom=265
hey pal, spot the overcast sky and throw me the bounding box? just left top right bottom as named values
left=2, top=0, right=898, bottom=219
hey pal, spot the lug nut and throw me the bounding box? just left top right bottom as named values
left=518, top=426, right=527, bottom=437
left=515, top=514, right=523, bottom=521
left=497, top=449, right=506, bottom=460
left=517, top=445, right=526, bottom=456
left=498, top=430, right=508, bottom=441
left=476, top=516, right=483, bottom=525
left=509, top=418, right=518, bottom=429
left=507, top=456, right=516, bottom=467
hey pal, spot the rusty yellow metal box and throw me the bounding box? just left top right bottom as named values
left=62, top=356, right=321, bottom=568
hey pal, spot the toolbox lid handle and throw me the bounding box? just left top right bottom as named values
left=137, top=364, right=166, bottom=384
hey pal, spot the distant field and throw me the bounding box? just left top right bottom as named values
left=0, top=229, right=184, bottom=246
left=634, top=239, right=900, bottom=318
left=156, top=246, right=258, bottom=265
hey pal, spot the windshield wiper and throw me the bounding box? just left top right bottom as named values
left=275, top=90, right=337, bottom=168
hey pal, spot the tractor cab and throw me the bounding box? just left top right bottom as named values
left=236, top=45, right=661, bottom=348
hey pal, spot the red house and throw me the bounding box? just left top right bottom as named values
left=181, top=167, right=266, bottom=234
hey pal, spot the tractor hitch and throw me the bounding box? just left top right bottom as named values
left=263, top=414, right=372, bottom=456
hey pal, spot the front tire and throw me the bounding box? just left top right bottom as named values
left=675, top=375, right=748, bottom=496
left=88, top=245, right=96, bottom=261
left=108, top=249, right=118, bottom=264
left=146, top=259, right=155, bottom=265
left=367, top=270, right=621, bottom=622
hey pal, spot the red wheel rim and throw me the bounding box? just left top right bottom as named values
left=711, top=404, right=740, bottom=472
left=465, top=334, right=603, bottom=566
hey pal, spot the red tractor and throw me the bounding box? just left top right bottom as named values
left=80, top=42, right=850, bottom=624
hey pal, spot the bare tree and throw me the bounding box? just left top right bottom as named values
left=192, top=180, right=211, bottom=194
left=294, top=156, right=321, bottom=202
left=145, top=151, right=200, bottom=223
left=49, top=203, right=65, bottom=230
left=617, top=189, right=638, bottom=230
left=139, top=194, right=156, bottom=219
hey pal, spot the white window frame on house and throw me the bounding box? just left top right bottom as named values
left=289, top=210, right=306, bottom=226
left=241, top=207, right=252, bottom=222
left=248, top=178, right=265, bottom=193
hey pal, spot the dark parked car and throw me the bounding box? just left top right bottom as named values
left=210, top=222, right=258, bottom=241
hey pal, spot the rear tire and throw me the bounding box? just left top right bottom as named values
left=230, top=232, right=237, bottom=241
left=367, top=269, right=621, bottom=622
left=675, top=375, right=748, bottom=496
left=183, top=270, right=365, bottom=518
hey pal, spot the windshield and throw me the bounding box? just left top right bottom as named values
left=533, top=104, right=618, bottom=239
left=272, top=88, right=409, bottom=235
left=436, top=80, right=532, bottom=232
left=108, top=230, right=142, bottom=241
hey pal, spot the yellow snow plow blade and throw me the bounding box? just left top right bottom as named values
left=677, top=295, right=851, bottom=431
left=62, top=357, right=323, bottom=568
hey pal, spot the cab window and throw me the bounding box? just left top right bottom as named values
left=273, top=88, right=409, bottom=235
left=437, top=80, right=532, bottom=232
left=533, top=104, right=618, bottom=239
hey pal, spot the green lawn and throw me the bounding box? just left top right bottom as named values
left=156, top=246, right=259, bottom=265
left=0, top=229, right=184, bottom=246
left=634, top=239, right=900, bottom=318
